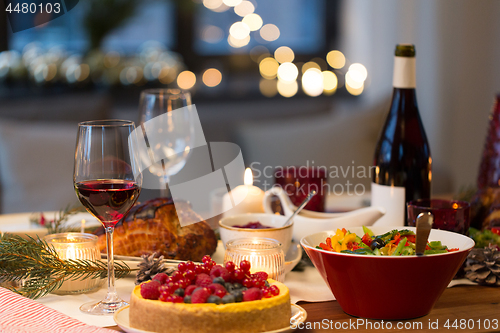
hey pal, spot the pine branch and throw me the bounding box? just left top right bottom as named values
left=0, top=234, right=135, bottom=299
left=30, top=203, right=87, bottom=234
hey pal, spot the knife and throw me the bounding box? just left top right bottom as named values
left=415, top=212, right=434, bottom=256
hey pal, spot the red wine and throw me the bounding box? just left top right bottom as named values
left=371, top=44, right=431, bottom=226
left=75, top=179, right=140, bottom=227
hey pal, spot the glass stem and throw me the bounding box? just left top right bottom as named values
left=160, top=159, right=171, bottom=198
left=104, top=226, right=118, bottom=302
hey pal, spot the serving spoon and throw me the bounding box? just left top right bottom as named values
left=282, top=191, right=316, bottom=227
left=415, top=212, right=434, bottom=256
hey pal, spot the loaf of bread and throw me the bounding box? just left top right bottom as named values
left=93, top=198, right=218, bottom=261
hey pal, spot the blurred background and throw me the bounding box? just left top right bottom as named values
left=0, top=0, right=499, bottom=214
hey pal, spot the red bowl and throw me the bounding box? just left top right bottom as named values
left=300, top=226, right=474, bottom=320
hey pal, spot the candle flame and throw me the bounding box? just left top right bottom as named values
left=244, top=168, right=253, bottom=186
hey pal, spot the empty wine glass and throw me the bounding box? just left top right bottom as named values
left=74, top=120, right=142, bottom=315
left=138, top=89, right=194, bottom=197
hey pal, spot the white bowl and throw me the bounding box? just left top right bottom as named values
left=219, top=213, right=293, bottom=254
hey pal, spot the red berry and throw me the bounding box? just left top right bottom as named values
left=177, top=262, right=187, bottom=272
left=185, top=285, right=197, bottom=296
left=253, top=279, right=264, bottom=288
left=262, top=287, right=273, bottom=298
left=240, top=260, right=251, bottom=272
left=186, top=261, right=196, bottom=271
left=242, top=278, right=253, bottom=288
left=195, top=265, right=205, bottom=274
left=232, top=269, right=245, bottom=282
left=171, top=271, right=184, bottom=282
left=210, top=265, right=231, bottom=282
left=253, top=271, right=268, bottom=281
left=140, top=280, right=161, bottom=300
left=204, top=261, right=216, bottom=269
left=159, top=293, right=170, bottom=302
left=208, top=283, right=227, bottom=296
left=243, top=287, right=262, bottom=302
left=184, top=269, right=196, bottom=281
left=171, top=295, right=184, bottom=303
left=152, top=273, right=169, bottom=285
left=159, top=284, right=173, bottom=295
left=195, top=273, right=212, bottom=287
left=191, top=288, right=211, bottom=303
left=269, top=285, right=280, bottom=296
left=215, top=289, right=226, bottom=298
left=225, top=261, right=236, bottom=272
left=202, top=255, right=212, bottom=264
left=179, top=278, right=191, bottom=289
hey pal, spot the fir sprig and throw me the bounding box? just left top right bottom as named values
left=0, top=234, right=134, bottom=299
left=29, top=204, right=88, bottom=234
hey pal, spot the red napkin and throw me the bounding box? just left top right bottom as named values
left=0, top=287, right=116, bottom=333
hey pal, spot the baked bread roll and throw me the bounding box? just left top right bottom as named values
left=94, top=198, right=218, bottom=261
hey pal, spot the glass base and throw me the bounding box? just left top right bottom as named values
left=79, top=299, right=129, bottom=315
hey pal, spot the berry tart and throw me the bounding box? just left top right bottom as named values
left=129, top=256, right=291, bottom=333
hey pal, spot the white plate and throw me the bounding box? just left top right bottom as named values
left=0, top=211, right=100, bottom=238
left=114, top=304, right=307, bottom=333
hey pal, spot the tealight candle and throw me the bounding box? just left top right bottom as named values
left=223, top=238, right=285, bottom=282
left=43, top=233, right=102, bottom=295
left=222, top=168, right=265, bottom=217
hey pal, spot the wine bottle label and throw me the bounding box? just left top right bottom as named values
left=393, top=56, right=416, bottom=88
left=371, top=182, right=406, bottom=226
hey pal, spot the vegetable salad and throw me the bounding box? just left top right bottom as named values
left=317, top=226, right=458, bottom=256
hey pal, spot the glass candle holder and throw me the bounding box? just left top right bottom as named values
left=274, top=166, right=328, bottom=212
left=43, top=233, right=103, bottom=295
left=407, top=199, right=471, bottom=235
left=224, top=238, right=285, bottom=282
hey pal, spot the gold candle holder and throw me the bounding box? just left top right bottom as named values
left=224, top=237, right=285, bottom=282
left=43, top=233, right=103, bottom=295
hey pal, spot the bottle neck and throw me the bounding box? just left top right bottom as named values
left=393, top=56, right=416, bottom=88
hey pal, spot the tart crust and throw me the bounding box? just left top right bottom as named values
left=129, top=280, right=291, bottom=333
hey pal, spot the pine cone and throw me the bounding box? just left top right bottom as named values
left=135, top=253, right=174, bottom=285
left=465, top=247, right=500, bottom=286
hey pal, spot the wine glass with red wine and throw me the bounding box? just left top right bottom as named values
left=74, top=120, right=142, bottom=315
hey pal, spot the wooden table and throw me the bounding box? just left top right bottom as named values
left=107, top=285, right=500, bottom=332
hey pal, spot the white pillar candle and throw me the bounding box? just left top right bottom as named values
left=222, top=168, right=265, bottom=217
left=43, top=233, right=102, bottom=295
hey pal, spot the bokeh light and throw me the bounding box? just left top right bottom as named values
left=228, top=35, right=250, bottom=48
left=223, top=0, right=242, bottom=7
left=277, top=80, right=298, bottom=98
left=242, top=13, right=263, bottom=31
left=103, top=51, right=120, bottom=68
left=202, top=68, right=222, bottom=87
left=259, top=57, right=279, bottom=79
left=201, top=25, right=224, bottom=43
left=229, top=22, right=250, bottom=40
left=302, top=68, right=323, bottom=97
left=326, top=50, right=346, bottom=69
left=260, top=24, right=280, bottom=42
left=259, top=78, right=278, bottom=97
left=234, top=0, right=254, bottom=17
left=274, top=46, right=294, bottom=63
left=311, top=57, right=327, bottom=71
left=322, top=70, right=338, bottom=94
left=348, top=63, right=368, bottom=82
left=301, top=61, right=321, bottom=74
left=177, top=70, right=196, bottom=89
left=345, top=71, right=363, bottom=89
left=277, top=62, right=298, bottom=82
left=203, top=0, right=223, bottom=10
left=346, top=82, right=364, bottom=96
